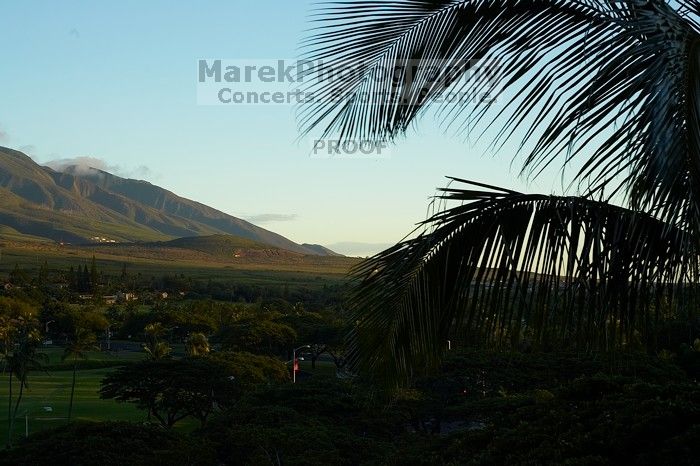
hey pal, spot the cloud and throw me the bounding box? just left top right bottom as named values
left=45, top=156, right=118, bottom=176
left=44, top=156, right=152, bottom=180
left=245, top=213, right=298, bottom=224
left=0, top=126, right=9, bottom=143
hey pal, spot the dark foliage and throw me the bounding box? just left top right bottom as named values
left=0, top=421, right=214, bottom=466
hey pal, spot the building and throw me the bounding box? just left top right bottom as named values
left=116, top=292, right=137, bottom=302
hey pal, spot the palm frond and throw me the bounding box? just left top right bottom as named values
left=300, top=1, right=700, bottom=231
left=347, top=179, right=698, bottom=385
left=299, top=0, right=610, bottom=143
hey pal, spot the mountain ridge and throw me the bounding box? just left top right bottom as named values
left=0, top=146, right=338, bottom=256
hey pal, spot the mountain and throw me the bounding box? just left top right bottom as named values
left=301, top=243, right=344, bottom=257
left=0, top=146, right=337, bottom=256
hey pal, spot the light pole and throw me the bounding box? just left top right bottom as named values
left=293, top=345, right=310, bottom=384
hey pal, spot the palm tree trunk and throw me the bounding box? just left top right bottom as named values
left=7, top=371, right=12, bottom=447
left=9, top=377, right=24, bottom=447
left=68, top=360, right=77, bottom=422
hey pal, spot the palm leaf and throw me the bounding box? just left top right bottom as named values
left=347, top=179, right=698, bottom=385
left=300, top=1, right=700, bottom=232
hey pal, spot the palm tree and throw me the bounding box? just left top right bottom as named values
left=185, top=332, right=210, bottom=357
left=62, top=327, right=98, bottom=422
left=143, top=323, right=171, bottom=360
left=6, top=322, right=47, bottom=446
left=300, top=1, right=700, bottom=384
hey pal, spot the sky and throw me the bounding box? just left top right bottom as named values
left=0, top=0, right=565, bottom=257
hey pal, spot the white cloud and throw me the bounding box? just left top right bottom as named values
left=44, top=156, right=152, bottom=179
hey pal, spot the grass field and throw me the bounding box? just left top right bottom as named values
left=0, top=347, right=197, bottom=442
left=0, top=368, right=144, bottom=443
left=0, top=239, right=359, bottom=274
left=0, top=347, right=147, bottom=443
left=0, top=347, right=336, bottom=444
left=0, top=239, right=358, bottom=290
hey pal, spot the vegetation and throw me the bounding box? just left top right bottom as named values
left=298, top=0, right=700, bottom=388
left=1, top=1, right=700, bottom=463
left=0, top=303, right=47, bottom=447
left=100, top=354, right=287, bottom=428
left=62, top=328, right=99, bottom=422
left=0, top=265, right=695, bottom=463
left=0, top=350, right=696, bottom=465
left=0, top=422, right=213, bottom=466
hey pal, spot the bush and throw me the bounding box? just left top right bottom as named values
left=202, top=376, right=396, bottom=465
left=0, top=421, right=215, bottom=466
left=395, top=376, right=700, bottom=466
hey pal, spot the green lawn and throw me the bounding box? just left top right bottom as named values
left=0, top=349, right=337, bottom=444
left=0, top=346, right=151, bottom=443
left=40, top=346, right=145, bottom=365
left=0, top=368, right=144, bottom=443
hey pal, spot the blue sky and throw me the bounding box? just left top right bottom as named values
left=0, top=0, right=560, bottom=256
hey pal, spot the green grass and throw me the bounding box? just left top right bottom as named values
left=0, top=349, right=337, bottom=444
left=40, top=346, right=145, bottom=365
left=0, top=347, right=149, bottom=443
left=0, top=368, right=144, bottom=444
left=40, top=346, right=146, bottom=371
left=0, top=241, right=356, bottom=290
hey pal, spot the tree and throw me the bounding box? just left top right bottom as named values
left=201, top=377, right=391, bottom=466
left=282, top=310, right=347, bottom=370
left=8, top=264, right=28, bottom=287
left=62, top=327, right=99, bottom=422
left=90, top=256, right=98, bottom=291
left=204, top=351, right=289, bottom=393
left=0, top=297, right=44, bottom=446
left=101, top=360, right=195, bottom=428
left=301, top=1, right=700, bottom=385
left=67, top=266, right=77, bottom=291
left=218, top=316, right=297, bottom=356
left=143, top=322, right=171, bottom=360
left=78, top=265, right=90, bottom=293
left=185, top=332, right=210, bottom=357
left=0, top=297, right=34, bottom=353
left=0, top=421, right=214, bottom=466
left=5, top=319, right=47, bottom=446
left=100, top=353, right=287, bottom=428
left=36, top=261, right=49, bottom=287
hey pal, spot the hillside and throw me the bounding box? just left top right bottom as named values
left=84, top=234, right=354, bottom=268
left=0, top=147, right=336, bottom=256
left=0, top=237, right=359, bottom=279
left=301, top=243, right=344, bottom=257
left=91, top=234, right=307, bottom=262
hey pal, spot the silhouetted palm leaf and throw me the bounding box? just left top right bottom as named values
left=301, top=1, right=700, bottom=384
left=347, top=179, right=698, bottom=384
left=300, top=1, right=700, bottom=227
